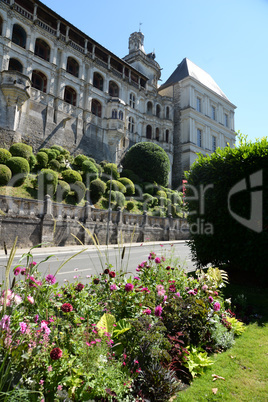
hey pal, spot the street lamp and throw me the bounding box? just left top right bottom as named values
left=106, top=163, right=122, bottom=246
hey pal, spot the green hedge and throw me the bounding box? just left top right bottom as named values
left=56, top=180, right=70, bottom=200
left=74, top=154, right=89, bottom=167
left=6, top=157, right=29, bottom=185
left=0, top=164, right=12, bottom=185
left=0, top=148, right=12, bottom=164
left=103, top=163, right=119, bottom=180
left=62, top=170, right=82, bottom=184
left=36, top=152, right=49, bottom=169
left=90, top=179, right=106, bottom=204
left=9, top=143, right=32, bottom=160
left=185, top=136, right=268, bottom=277
left=49, top=159, right=61, bottom=172
left=82, top=160, right=99, bottom=182
left=118, top=177, right=135, bottom=196
left=36, top=169, right=58, bottom=196
left=106, top=180, right=126, bottom=194
left=71, top=181, right=86, bottom=203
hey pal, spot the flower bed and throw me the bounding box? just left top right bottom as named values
left=0, top=245, right=245, bottom=401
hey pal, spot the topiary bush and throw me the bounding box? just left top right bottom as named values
left=61, top=169, right=82, bottom=184
left=89, top=179, right=106, bottom=204
left=9, top=143, right=32, bottom=161
left=143, top=193, right=158, bottom=208
left=103, top=163, right=119, bottom=180
left=55, top=180, right=70, bottom=201
left=122, top=142, right=170, bottom=186
left=28, top=154, right=37, bottom=171
left=36, top=169, right=58, bottom=197
left=126, top=200, right=135, bottom=211
left=74, top=154, right=89, bottom=167
left=118, top=177, right=135, bottom=196
left=36, top=152, right=49, bottom=169
left=106, top=179, right=126, bottom=194
left=113, top=191, right=125, bottom=207
left=6, top=156, right=29, bottom=185
left=81, top=160, right=99, bottom=182
left=71, top=181, right=86, bottom=204
left=0, top=148, right=12, bottom=164
left=49, top=159, right=61, bottom=172
left=156, top=190, right=167, bottom=199
left=121, top=169, right=141, bottom=184
left=185, top=135, right=268, bottom=279
left=46, top=150, right=58, bottom=161
left=0, top=164, right=12, bottom=185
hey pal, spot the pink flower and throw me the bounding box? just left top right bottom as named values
left=14, top=267, right=21, bottom=276
left=57, top=385, right=63, bottom=391
left=47, top=365, right=52, bottom=372
left=125, top=283, right=134, bottom=292
left=110, top=284, right=117, bottom=291
left=213, top=302, right=221, bottom=311
left=175, top=292, right=181, bottom=298
left=187, top=290, right=196, bottom=295
left=143, top=308, right=151, bottom=315
left=45, top=274, right=56, bottom=285
left=155, top=257, right=161, bottom=264
left=154, top=305, right=163, bottom=317
left=14, top=294, right=22, bottom=305
left=27, top=296, right=34, bottom=304
left=19, top=321, right=27, bottom=334
left=50, top=347, right=62, bottom=360
left=163, top=295, right=167, bottom=302
left=75, top=283, right=85, bottom=292
left=208, top=296, right=214, bottom=303
left=0, top=315, right=10, bottom=330
left=109, top=271, right=116, bottom=278
left=20, top=268, right=26, bottom=275
left=61, top=303, right=73, bottom=312
left=202, top=285, right=208, bottom=291
left=169, top=284, right=176, bottom=292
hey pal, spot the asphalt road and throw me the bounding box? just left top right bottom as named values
left=0, top=241, right=197, bottom=286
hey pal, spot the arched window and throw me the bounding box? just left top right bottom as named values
left=146, top=125, right=152, bottom=139
left=155, top=128, right=160, bottom=141
left=147, top=101, right=153, bottom=115
left=128, top=117, right=134, bottom=133
left=66, top=57, right=79, bottom=77
left=93, top=72, right=103, bottom=91
left=35, top=38, right=50, bottom=62
left=64, top=86, right=77, bottom=106
left=156, top=104, right=161, bottom=118
left=166, top=107, right=170, bottom=119
left=119, top=110, right=123, bottom=120
left=165, top=130, right=169, bottom=143
left=0, top=16, right=3, bottom=36
left=129, top=93, right=135, bottom=108
left=12, top=24, right=27, bottom=49
left=8, top=58, right=23, bottom=73
left=32, top=70, right=47, bottom=93
left=112, top=109, right=117, bottom=119
left=92, top=99, right=102, bottom=117
left=109, top=81, right=119, bottom=97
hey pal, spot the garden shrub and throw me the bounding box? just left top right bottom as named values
left=9, top=143, right=32, bottom=160
left=36, top=169, right=58, bottom=196
left=36, top=152, right=48, bottom=168
left=0, top=148, right=12, bottom=164
left=55, top=180, right=70, bottom=200
left=157, top=190, right=167, bottom=199
left=122, top=142, right=170, bottom=186
left=49, top=159, right=61, bottom=172
left=143, top=193, right=158, bottom=208
left=28, top=154, right=37, bottom=171
left=62, top=169, right=82, bottom=184
left=121, top=168, right=141, bottom=184
left=74, top=154, right=89, bottom=167
left=46, top=149, right=58, bottom=161
left=71, top=181, right=86, bottom=203
left=95, top=163, right=103, bottom=177
left=51, top=145, right=67, bottom=155
left=126, top=200, right=135, bottom=211
left=81, top=160, right=99, bottom=182
left=103, top=163, right=119, bottom=180
left=106, top=179, right=126, bottom=194
left=99, top=160, right=108, bottom=168
left=113, top=191, right=125, bottom=207
left=6, top=157, right=29, bottom=185
left=185, top=135, right=268, bottom=278
left=89, top=178, right=106, bottom=204
left=0, top=164, right=12, bottom=185
left=142, top=182, right=158, bottom=195
left=118, top=177, right=135, bottom=195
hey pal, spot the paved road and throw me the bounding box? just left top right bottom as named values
left=0, top=241, right=197, bottom=286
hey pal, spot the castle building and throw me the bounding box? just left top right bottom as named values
left=0, top=0, right=236, bottom=187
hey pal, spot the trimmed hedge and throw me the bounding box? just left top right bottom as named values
left=90, top=179, right=106, bottom=204
left=71, top=181, right=86, bottom=203
left=29, top=154, right=37, bottom=171
left=9, top=143, right=32, bottom=160
left=121, top=169, right=141, bottom=184
left=6, top=157, right=29, bottom=185
left=103, top=163, right=119, bottom=180
left=118, top=177, right=135, bottom=196
left=0, top=148, right=12, bottom=164
left=61, top=170, right=82, bottom=184
left=36, top=152, right=49, bottom=169
left=74, top=154, right=89, bottom=167
left=0, top=164, right=12, bottom=185
left=122, top=142, right=170, bottom=186
left=81, top=160, right=99, bottom=181
left=49, top=159, right=61, bottom=172
left=126, top=200, right=135, bottom=211
left=185, top=136, right=268, bottom=278
left=56, top=180, right=70, bottom=200
left=106, top=180, right=126, bottom=194
left=36, top=169, right=58, bottom=196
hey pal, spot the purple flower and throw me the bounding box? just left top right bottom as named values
left=125, top=283, right=134, bottom=292
left=155, top=257, right=161, bottom=264
left=143, top=308, right=151, bottom=315
left=154, top=305, right=163, bottom=317
left=208, top=296, right=214, bottom=303
left=110, top=284, right=117, bottom=291
left=187, top=290, right=196, bottom=295
left=175, top=292, right=181, bottom=298
left=45, top=275, right=56, bottom=285
left=213, top=302, right=221, bottom=311
left=14, top=267, right=21, bottom=276
left=0, top=315, right=10, bottom=331
left=19, top=321, right=27, bottom=334
left=169, top=284, right=176, bottom=292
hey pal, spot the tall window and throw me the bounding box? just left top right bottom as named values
left=165, top=130, right=169, bottom=143
left=109, top=81, right=119, bottom=97
left=212, top=136, right=217, bottom=152
left=92, top=99, right=102, bottom=117
left=129, top=93, right=135, bottom=108
left=112, top=109, right=117, bottom=119
left=0, top=16, right=3, bottom=36
left=35, top=38, right=50, bottom=62
left=8, top=58, right=23, bottom=73
left=166, top=106, right=170, bottom=119
left=146, top=125, right=152, bottom=139
left=93, top=72, right=103, bottom=91
left=32, top=70, right=47, bottom=93
left=224, top=113, right=228, bottom=127
left=119, top=111, right=123, bottom=120
left=197, top=129, right=202, bottom=147
left=156, top=104, right=161, bottom=118
left=66, top=57, right=79, bottom=77
left=147, top=101, right=153, bottom=115
left=155, top=128, right=160, bottom=141
left=64, top=86, right=77, bottom=106
left=128, top=117, right=134, bottom=133
left=12, top=24, right=27, bottom=48
left=196, top=97, right=201, bottom=112
left=211, top=106, right=216, bottom=120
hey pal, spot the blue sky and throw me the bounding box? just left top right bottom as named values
left=41, top=0, right=268, bottom=143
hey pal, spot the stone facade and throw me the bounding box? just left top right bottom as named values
left=0, top=0, right=236, bottom=187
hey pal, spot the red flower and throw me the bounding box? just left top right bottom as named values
left=103, top=268, right=110, bottom=274
left=61, top=303, right=73, bottom=313
left=50, top=347, right=63, bottom=360
left=75, top=283, right=85, bottom=292
left=93, top=278, right=100, bottom=285
left=109, top=271, right=116, bottom=278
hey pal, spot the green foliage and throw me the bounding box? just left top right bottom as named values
left=0, top=164, right=12, bottom=185
left=36, top=152, right=48, bottom=169
left=51, top=145, right=67, bottom=155
left=122, top=142, right=170, bottom=186
left=183, top=346, right=214, bottom=378
left=121, top=168, right=141, bottom=184
left=49, top=159, right=61, bottom=172
left=89, top=179, right=106, bottom=204
left=81, top=160, right=99, bottom=181
left=36, top=169, right=58, bottom=196
left=225, top=316, right=246, bottom=336
left=126, top=200, right=135, bottom=211
left=96, top=313, right=116, bottom=337
left=74, top=154, right=89, bottom=167
left=46, top=149, right=58, bottom=161
left=55, top=180, right=70, bottom=200
left=62, top=169, right=82, bottom=184
left=143, top=193, right=158, bottom=208
left=103, top=163, right=119, bottom=180
left=209, top=315, right=235, bottom=350
left=118, top=177, right=135, bottom=196
left=113, top=191, right=125, bottom=207
left=28, top=154, right=37, bottom=171
left=6, top=157, right=30, bottom=185
left=0, top=148, right=12, bottom=164
left=106, top=179, right=126, bottom=193
left=142, top=182, right=158, bottom=195
left=71, top=180, right=86, bottom=203
left=185, top=136, right=268, bottom=277
left=9, top=143, right=32, bottom=160
left=157, top=190, right=167, bottom=199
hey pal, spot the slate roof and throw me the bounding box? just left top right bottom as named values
left=160, top=58, right=229, bottom=101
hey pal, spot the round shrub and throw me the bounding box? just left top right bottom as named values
left=142, top=193, right=158, bottom=208
left=6, top=157, right=29, bottom=185
left=0, top=148, right=12, bottom=164
left=49, top=159, right=61, bottom=172
left=168, top=191, right=183, bottom=205
left=9, top=143, right=32, bottom=161
left=113, top=191, right=125, bottom=207
left=118, top=177, right=135, bottom=196
left=51, top=145, right=65, bottom=154
left=95, top=163, right=103, bottom=176
left=46, top=150, right=58, bottom=161
left=74, top=154, right=89, bottom=167
left=0, top=164, right=12, bottom=185
left=81, top=160, right=99, bottom=181
left=103, top=163, right=119, bottom=180
left=156, top=190, right=167, bottom=199
left=126, top=200, right=135, bottom=211
left=158, top=196, right=168, bottom=207
left=61, top=169, right=82, bottom=184
left=90, top=178, right=106, bottom=204
left=121, top=169, right=141, bottom=184
left=36, top=152, right=49, bottom=168
left=56, top=180, right=70, bottom=201
left=28, top=154, right=37, bottom=171
left=122, top=142, right=170, bottom=186
left=106, top=179, right=126, bottom=194
left=141, top=182, right=158, bottom=195
left=71, top=181, right=86, bottom=203
left=37, top=169, right=58, bottom=196
left=100, top=160, right=108, bottom=168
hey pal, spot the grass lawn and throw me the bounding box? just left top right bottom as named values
left=176, top=274, right=268, bottom=401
